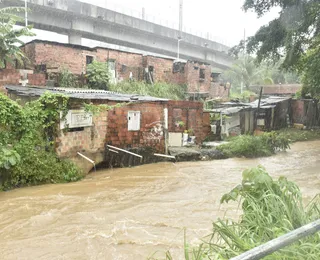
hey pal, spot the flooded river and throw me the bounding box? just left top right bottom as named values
left=0, top=141, right=320, bottom=260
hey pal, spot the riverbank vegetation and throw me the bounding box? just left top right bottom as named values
left=162, top=166, right=320, bottom=259
left=277, top=128, right=320, bottom=143
left=0, top=93, right=83, bottom=190
left=216, top=132, right=290, bottom=158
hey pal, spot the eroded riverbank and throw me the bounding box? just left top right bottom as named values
left=0, top=141, right=319, bottom=260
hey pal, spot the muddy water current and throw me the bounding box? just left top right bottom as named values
left=0, top=141, right=320, bottom=260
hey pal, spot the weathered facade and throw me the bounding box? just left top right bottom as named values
left=290, top=99, right=320, bottom=128
left=210, top=82, right=231, bottom=100
left=19, top=40, right=221, bottom=98
left=5, top=85, right=207, bottom=172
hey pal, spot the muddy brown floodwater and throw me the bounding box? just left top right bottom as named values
left=0, top=141, right=320, bottom=260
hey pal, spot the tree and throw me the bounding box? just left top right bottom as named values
left=223, top=55, right=301, bottom=95
left=232, top=0, right=319, bottom=96
left=301, top=37, right=320, bottom=98
left=0, top=7, right=35, bottom=68
left=223, top=55, right=265, bottom=91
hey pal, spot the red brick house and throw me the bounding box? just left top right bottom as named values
left=19, top=40, right=226, bottom=98
left=5, top=85, right=207, bottom=172
left=1, top=40, right=228, bottom=99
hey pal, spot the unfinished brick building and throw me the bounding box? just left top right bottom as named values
left=18, top=40, right=227, bottom=99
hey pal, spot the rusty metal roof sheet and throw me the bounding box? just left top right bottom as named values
left=249, top=96, right=291, bottom=108
left=5, top=85, right=169, bottom=102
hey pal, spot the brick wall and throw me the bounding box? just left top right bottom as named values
left=185, top=62, right=211, bottom=93
left=249, top=84, right=301, bottom=95
left=56, top=110, right=108, bottom=157
left=167, top=100, right=205, bottom=143
left=0, top=69, right=20, bottom=94
left=202, top=112, right=211, bottom=139
left=291, top=100, right=305, bottom=125
left=106, top=101, right=166, bottom=153
left=21, top=43, right=36, bottom=68
left=96, top=48, right=144, bottom=81
left=28, top=73, right=46, bottom=86
left=143, top=56, right=187, bottom=85
left=21, top=41, right=214, bottom=92
left=28, top=42, right=86, bottom=74
left=24, top=41, right=145, bottom=80
left=55, top=100, right=207, bottom=157
left=210, top=83, right=230, bottom=99
left=263, top=85, right=301, bottom=95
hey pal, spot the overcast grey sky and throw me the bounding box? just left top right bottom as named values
left=26, top=0, right=279, bottom=48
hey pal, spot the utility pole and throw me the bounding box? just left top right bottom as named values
left=177, top=0, right=183, bottom=60
left=241, top=28, right=246, bottom=94
left=142, top=7, right=145, bottom=20
left=25, top=0, right=28, bottom=27
left=179, top=0, right=183, bottom=35
left=244, top=28, right=246, bottom=53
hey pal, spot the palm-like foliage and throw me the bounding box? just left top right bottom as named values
left=223, top=55, right=268, bottom=91
left=0, top=7, right=35, bottom=68
left=223, top=55, right=301, bottom=93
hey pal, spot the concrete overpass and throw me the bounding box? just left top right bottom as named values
left=3, top=0, right=233, bottom=70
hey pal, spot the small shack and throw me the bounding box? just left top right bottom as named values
left=240, top=96, right=291, bottom=133
left=205, top=101, right=250, bottom=138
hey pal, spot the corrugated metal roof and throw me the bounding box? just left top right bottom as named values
left=5, top=85, right=169, bottom=102
left=249, top=96, right=290, bottom=108
left=206, top=106, right=246, bottom=114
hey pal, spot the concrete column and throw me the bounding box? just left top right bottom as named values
left=68, top=32, right=82, bottom=45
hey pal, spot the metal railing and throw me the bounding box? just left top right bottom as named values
left=231, top=219, right=320, bottom=260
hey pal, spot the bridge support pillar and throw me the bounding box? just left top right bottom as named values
left=68, top=32, right=82, bottom=45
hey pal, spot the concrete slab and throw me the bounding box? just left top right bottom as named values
left=169, top=147, right=200, bottom=162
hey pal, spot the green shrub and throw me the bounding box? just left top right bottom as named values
left=58, top=68, right=78, bottom=88
left=86, top=61, right=110, bottom=90
left=217, top=132, right=290, bottom=158
left=109, top=81, right=187, bottom=100
left=0, top=92, right=83, bottom=190
left=2, top=150, right=83, bottom=190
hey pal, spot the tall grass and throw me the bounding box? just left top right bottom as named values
left=108, top=81, right=187, bottom=100
left=217, top=132, right=290, bottom=158
left=163, top=166, right=320, bottom=259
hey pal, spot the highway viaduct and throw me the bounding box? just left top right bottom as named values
left=2, top=0, right=233, bottom=70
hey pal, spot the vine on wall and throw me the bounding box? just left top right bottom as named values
left=0, top=92, right=82, bottom=190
